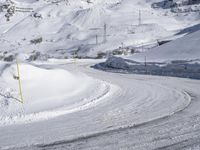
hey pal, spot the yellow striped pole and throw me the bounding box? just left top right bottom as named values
left=16, top=58, right=24, bottom=103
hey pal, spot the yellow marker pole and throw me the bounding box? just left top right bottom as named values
left=16, top=58, right=24, bottom=103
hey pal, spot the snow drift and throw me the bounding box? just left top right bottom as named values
left=0, top=63, right=115, bottom=126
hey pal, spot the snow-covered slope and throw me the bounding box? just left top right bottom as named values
left=0, top=0, right=199, bottom=58
left=0, top=62, right=115, bottom=126
left=130, top=29, right=200, bottom=62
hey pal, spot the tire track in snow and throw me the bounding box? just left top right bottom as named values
left=0, top=81, right=117, bottom=126
left=0, top=61, right=197, bottom=150
left=32, top=82, right=192, bottom=150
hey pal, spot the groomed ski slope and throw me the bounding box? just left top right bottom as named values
left=0, top=59, right=200, bottom=149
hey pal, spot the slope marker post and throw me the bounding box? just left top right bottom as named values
left=16, top=58, right=24, bottom=103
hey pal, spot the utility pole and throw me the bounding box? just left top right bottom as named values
left=103, top=23, right=107, bottom=43
left=96, top=34, right=98, bottom=45
left=141, top=42, right=147, bottom=74
left=145, top=55, right=147, bottom=74
left=121, top=42, right=124, bottom=54
left=139, top=10, right=142, bottom=26
left=121, top=42, right=124, bottom=49
left=142, top=43, right=147, bottom=74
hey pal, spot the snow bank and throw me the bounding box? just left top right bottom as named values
left=0, top=63, right=114, bottom=125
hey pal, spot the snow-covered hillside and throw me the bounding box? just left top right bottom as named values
left=1, top=1, right=200, bottom=149
left=0, top=0, right=200, bottom=58
left=129, top=28, right=200, bottom=62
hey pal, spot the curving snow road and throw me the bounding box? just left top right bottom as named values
left=0, top=59, right=200, bottom=150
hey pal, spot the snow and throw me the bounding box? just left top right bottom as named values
left=0, top=62, right=118, bottom=126
left=0, top=0, right=200, bottom=149
left=129, top=28, right=200, bottom=62
left=0, top=60, right=197, bottom=150
left=0, top=0, right=200, bottom=57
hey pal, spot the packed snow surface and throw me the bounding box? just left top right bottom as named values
left=0, top=0, right=200, bottom=149
left=0, top=59, right=199, bottom=150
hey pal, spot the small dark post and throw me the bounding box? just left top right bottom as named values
left=145, top=55, right=147, bottom=74
left=139, top=10, right=142, bottom=26
left=96, top=35, right=98, bottom=45
left=103, top=23, right=107, bottom=43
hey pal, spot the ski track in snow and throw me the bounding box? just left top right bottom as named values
left=0, top=60, right=199, bottom=150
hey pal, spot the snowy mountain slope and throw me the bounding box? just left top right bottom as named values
left=0, top=1, right=200, bottom=149
left=130, top=28, right=200, bottom=62
left=0, top=0, right=199, bottom=58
